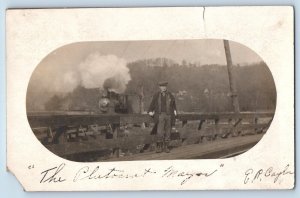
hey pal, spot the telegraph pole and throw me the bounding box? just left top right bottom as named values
left=223, top=40, right=240, bottom=113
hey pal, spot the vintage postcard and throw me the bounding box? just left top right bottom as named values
left=6, top=7, right=294, bottom=191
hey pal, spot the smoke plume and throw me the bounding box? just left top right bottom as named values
left=64, top=53, right=131, bottom=93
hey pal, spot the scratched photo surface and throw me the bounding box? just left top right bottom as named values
left=26, top=40, right=276, bottom=162
left=6, top=7, right=294, bottom=191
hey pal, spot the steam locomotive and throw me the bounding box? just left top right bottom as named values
left=98, top=88, right=134, bottom=114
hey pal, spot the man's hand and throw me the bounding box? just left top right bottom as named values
left=148, top=111, right=154, bottom=117
left=174, top=110, right=177, bottom=116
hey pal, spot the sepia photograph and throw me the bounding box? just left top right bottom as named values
left=26, top=39, right=276, bottom=162
left=6, top=7, right=294, bottom=191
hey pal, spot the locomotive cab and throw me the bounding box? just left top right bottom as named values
left=99, top=89, right=131, bottom=114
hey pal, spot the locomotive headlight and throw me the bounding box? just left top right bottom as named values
left=99, top=98, right=110, bottom=108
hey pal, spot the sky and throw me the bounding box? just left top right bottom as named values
left=27, top=39, right=265, bottom=98
left=43, top=39, right=263, bottom=67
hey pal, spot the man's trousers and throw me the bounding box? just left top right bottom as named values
left=156, top=113, right=171, bottom=143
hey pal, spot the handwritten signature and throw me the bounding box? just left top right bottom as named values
left=244, top=164, right=294, bottom=184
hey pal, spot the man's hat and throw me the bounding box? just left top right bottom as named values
left=158, top=81, right=168, bottom=86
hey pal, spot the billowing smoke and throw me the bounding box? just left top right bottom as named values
left=64, top=53, right=131, bottom=93
left=27, top=53, right=132, bottom=111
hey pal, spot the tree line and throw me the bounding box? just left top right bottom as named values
left=39, top=58, right=276, bottom=113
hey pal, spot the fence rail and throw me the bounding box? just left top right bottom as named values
left=27, top=111, right=274, bottom=161
left=27, top=111, right=274, bottom=128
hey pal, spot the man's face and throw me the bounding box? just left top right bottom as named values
left=159, top=86, right=167, bottom=92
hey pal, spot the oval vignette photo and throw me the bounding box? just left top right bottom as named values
left=26, top=39, right=276, bottom=162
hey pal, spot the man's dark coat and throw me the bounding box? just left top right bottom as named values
left=148, top=91, right=177, bottom=134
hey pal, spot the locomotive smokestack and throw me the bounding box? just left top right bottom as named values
left=103, top=76, right=127, bottom=94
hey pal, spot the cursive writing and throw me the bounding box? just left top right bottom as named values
left=244, top=164, right=294, bottom=184
left=38, top=163, right=223, bottom=186
left=162, top=166, right=219, bottom=185
left=73, top=166, right=156, bottom=182
left=40, top=163, right=66, bottom=183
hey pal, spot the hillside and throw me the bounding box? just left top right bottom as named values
left=27, top=59, right=276, bottom=113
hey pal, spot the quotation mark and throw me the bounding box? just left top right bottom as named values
left=28, top=164, right=35, bottom=169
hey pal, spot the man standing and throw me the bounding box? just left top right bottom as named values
left=148, top=81, right=177, bottom=153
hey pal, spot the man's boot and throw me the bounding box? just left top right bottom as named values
left=156, top=142, right=163, bottom=153
left=164, top=141, right=170, bottom=153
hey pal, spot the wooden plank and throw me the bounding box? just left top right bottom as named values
left=44, top=121, right=270, bottom=157
left=177, top=112, right=274, bottom=121
left=27, top=111, right=274, bottom=128
left=120, top=114, right=153, bottom=124
left=46, top=133, right=155, bottom=156
left=107, top=134, right=264, bottom=161
left=28, top=114, right=121, bottom=128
